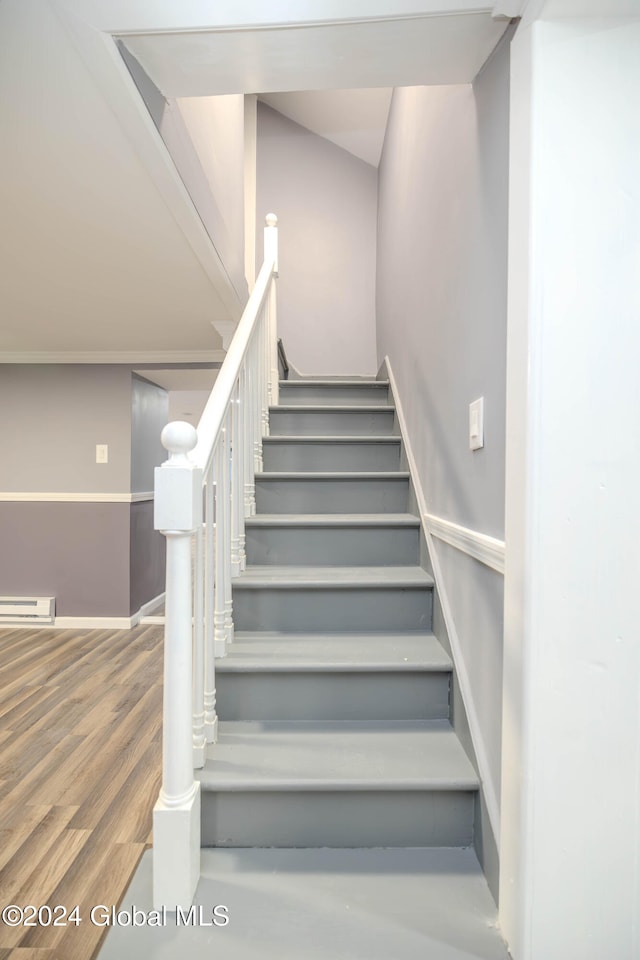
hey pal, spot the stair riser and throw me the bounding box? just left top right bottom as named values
left=245, top=524, right=419, bottom=566
left=263, top=440, right=401, bottom=472
left=278, top=384, right=390, bottom=406
left=217, top=672, right=450, bottom=722
left=201, top=790, right=474, bottom=848
left=232, top=586, right=432, bottom=633
left=269, top=409, right=396, bottom=436
left=255, top=477, right=409, bottom=514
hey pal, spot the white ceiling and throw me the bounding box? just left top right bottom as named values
left=123, top=14, right=508, bottom=98
left=0, top=0, right=510, bottom=358
left=259, top=89, right=393, bottom=167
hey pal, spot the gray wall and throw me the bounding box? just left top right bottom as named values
left=0, top=365, right=167, bottom=617
left=131, top=373, right=168, bottom=493
left=0, top=502, right=130, bottom=617
left=256, top=102, right=378, bottom=377
left=0, top=365, right=132, bottom=493
left=376, top=34, right=512, bottom=845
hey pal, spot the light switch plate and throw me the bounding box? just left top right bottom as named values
left=96, top=444, right=109, bottom=464
left=469, top=398, right=484, bottom=451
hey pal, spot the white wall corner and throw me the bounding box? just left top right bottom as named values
left=384, top=356, right=501, bottom=847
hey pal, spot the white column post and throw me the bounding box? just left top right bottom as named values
left=264, top=213, right=279, bottom=407
left=153, top=421, right=202, bottom=909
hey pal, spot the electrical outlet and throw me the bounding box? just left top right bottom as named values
left=96, top=444, right=109, bottom=464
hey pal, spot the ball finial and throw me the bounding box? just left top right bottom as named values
left=161, top=421, right=198, bottom=460
left=265, top=213, right=278, bottom=228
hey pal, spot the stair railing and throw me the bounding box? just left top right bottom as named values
left=152, top=214, right=279, bottom=908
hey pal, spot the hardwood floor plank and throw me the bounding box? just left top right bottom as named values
left=0, top=808, right=81, bottom=906
left=0, top=806, right=52, bottom=873
left=0, top=625, right=165, bottom=960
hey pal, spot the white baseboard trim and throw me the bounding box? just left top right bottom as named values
left=384, top=355, right=501, bottom=848
left=0, top=592, right=166, bottom=631
left=425, top=514, right=505, bottom=575
left=0, top=491, right=154, bottom=503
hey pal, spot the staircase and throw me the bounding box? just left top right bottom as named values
left=100, top=374, right=508, bottom=960
left=203, top=376, right=479, bottom=849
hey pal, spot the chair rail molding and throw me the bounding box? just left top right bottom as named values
left=425, top=513, right=505, bottom=575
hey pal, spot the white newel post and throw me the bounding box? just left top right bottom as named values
left=153, top=421, right=202, bottom=910
left=264, top=213, right=279, bottom=406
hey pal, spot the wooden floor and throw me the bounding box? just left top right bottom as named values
left=0, top=624, right=164, bottom=960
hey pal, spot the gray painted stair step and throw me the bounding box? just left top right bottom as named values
left=278, top=380, right=391, bottom=405
left=269, top=405, right=397, bottom=436
left=233, top=565, right=433, bottom=632
left=234, top=564, right=433, bottom=587
left=262, top=435, right=402, bottom=471
left=254, top=472, right=409, bottom=513
left=98, top=847, right=509, bottom=960
left=216, top=632, right=451, bottom=722
left=198, top=721, right=477, bottom=847
left=220, top=631, right=451, bottom=671
left=245, top=513, right=420, bottom=565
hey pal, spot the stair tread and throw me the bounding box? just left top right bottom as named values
left=279, top=379, right=390, bottom=387
left=245, top=513, right=420, bottom=527
left=199, top=720, right=478, bottom=791
left=235, top=565, right=434, bottom=587
left=218, top=632, right=451, bottom=672
left=255, top=471, right=409, bottom=480
left=271, top=405, right=395, bottom=412
left=263, top=435, right=401, bottom=442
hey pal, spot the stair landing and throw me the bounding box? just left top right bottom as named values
left=98, top=846, right=510, bottom=960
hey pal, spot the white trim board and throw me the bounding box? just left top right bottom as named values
left=0, top=492, right=154, bottom=503
left=426, top=514, right=505, bottom=575
left=384, top=355, right=501, bottom=848
left=0, top=593, right=166, bottom=631
left=0, top=351, right=226, bottom=364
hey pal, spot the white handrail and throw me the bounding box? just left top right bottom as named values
left=152, top=215, right=279, bottom=909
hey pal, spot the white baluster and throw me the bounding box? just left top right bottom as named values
left=264, top=214, right=279, bottom=407
left=233, top=381, right=247, bottom=573
left=192, top=517, right=205, bottom=768
left=153, top=421, right=201, bottom=909
left=231, top=384, right=241, bottom=577
left=261, top=308, right=270, bottom=439
left=246, top=356, right=257, bottom=516
left=223, top=420, right=234, bottom=646
left=253, top=332, right=263, bottom=473
left=204, top=472, right=217, bottom=743
left=214, top=439, right=227, bottom=657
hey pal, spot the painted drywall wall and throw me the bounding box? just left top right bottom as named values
left=131, top=374, right=169, bottom=494
left=172, top=94, right=247, bottom=302
left=376, top=33, right=512, bottom=848
left=0, top=365, right=167, bottom=617
left=0, top=502, right=130, bottom=617
left=0, top=365, right=132, bottom=493
left=501, top=14, right=640, bottom=959
left=129, top=499, right=165, bottom=616
left=256, top=102, right=378, bottom=376
left=121, top=46, right=247, bottom=306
